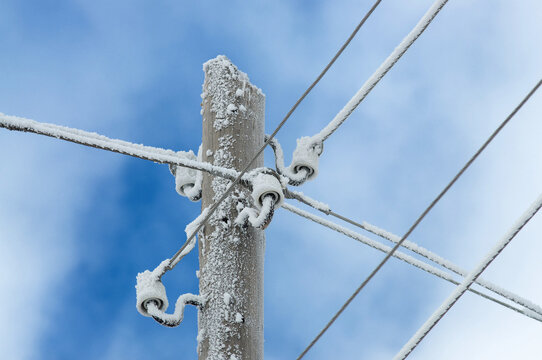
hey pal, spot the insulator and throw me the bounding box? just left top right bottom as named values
left=251, top=171, right=284, bottom=209
left=288, top=136, right=322, bottom=181
left=174, top=150, right=199, bottom=198
left=136, top=270, right=169, bottom=317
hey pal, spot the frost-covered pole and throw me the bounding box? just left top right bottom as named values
left=199, top=56, right=265, bottom=360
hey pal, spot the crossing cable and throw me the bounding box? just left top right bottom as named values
left=296, top=78, right=542, bottom=360
left=285, top=189, right=542, bottom=317
left=395, top=192, right=542, bottom=359
left=282, top=202, right=542, bottom=323
left=163, top=0, right=384, bottom=273
left=310, top=0, right=449, bottom=145
left=3, top=0, right=384, bottom=275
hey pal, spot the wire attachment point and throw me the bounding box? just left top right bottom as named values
left=250, top=169, right=285, bottom=209
left=235, top=195, right=276, bottom=229
left=136, top=259, right=204, bottom=328
left=147, top=293, right=204, bottom=328
left=235, top=169, right=284, bottom=229
left=288, top=136, right=322, bottom=181
left=267, top=136, right=322, bottom=186
left=136, top=259, right=171, bottom=317
left=172, top=148, right=203, bottom=201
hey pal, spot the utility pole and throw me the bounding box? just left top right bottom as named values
left=199, top=56, right=265, bottom=360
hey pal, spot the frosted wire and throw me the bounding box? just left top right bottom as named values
left=288, top=189, right=542, bottom=317
left=168, top=207, right=210, bottom=270
left=147, top=293, right=203, bottom=328
left=361, top=222, right=542, bottom=316
left=236, top=196, right=275, bottom=229
left=165, top=0, right=386, bottom=271
left=296, top=78, right=542, bottom=360
left=313, top=0, right=449, bottom=143
left=285, top=189, right=331, bottom=213
left=282, top=203, right=542, bottom=323
left=267, top=136, right=310, bottom=185
left=0, top=113, right=243, bottom=182
left=2, top=0, right=384, bottom=280
left=395, top=192, right=542, bottom=359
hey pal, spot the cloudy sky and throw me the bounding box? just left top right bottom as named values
left=1, top=0, right=541, bottom=359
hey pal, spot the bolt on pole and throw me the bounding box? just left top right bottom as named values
left=198, top=56, right=265, bottom=360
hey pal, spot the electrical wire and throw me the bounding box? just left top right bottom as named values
left=312, top=0, right=449, bottom=144
left=1, top=0, right=384, bottom=277
left=0, top=113, right=242, bottom=183
left=2, top=0, right=385, bottom=275
left=147, top=294, right=204, bottom=328
left=285, top=189, right=542, bottom=318
left=164, top=0, right=384, bottom=272
left=282, top=202, right=542, bottom=323
left=296, top=78, right=542, bottom=360
left=395, top=192, right=542, bottom=359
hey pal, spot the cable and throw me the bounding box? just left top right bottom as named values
left=2, top=0, right=383, bottom=277
left=312, top=0, right=449, bottom=144
left=164, top=0, right=384, bottom=272
left=3, top=0, right=385, bottom=275
left=395, top=192, right=542, bottom=359
left=267, top=136, right=311, bottom=186
left=267, top=0, right=383, bottom=149
left=296, top=78, right=542, bottom=360
left=147, top=294, right=204, bottom=328
left=281, top=202, right=542, bottom=323
left=285, top=189, right=542, bottom=318
left=0, top=113, right=243, bottom=183
left=236, top=195, right=276, bottom=230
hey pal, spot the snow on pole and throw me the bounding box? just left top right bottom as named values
left=199, top=55, right=266, bottom=360
left=282, top=203, right=542, bottom=323
left=394, top=192, right=542, bottom=360
left=312, top=0, right=449, bottom=143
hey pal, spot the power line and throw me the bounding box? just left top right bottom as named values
left=281, top=202, right=542, bottom=323
left=296, top=78, right=542, bottom=360
left=286, top=190, right=542, bottom=317
left=2, top=0, right=385, bottom=276
left=164, top=0, right=384, bottom=272
left=312, top=0, right=449, bottom=143
left=0, top=113, right=242, bottom=182
left=395, top=192, right=542, bottom=359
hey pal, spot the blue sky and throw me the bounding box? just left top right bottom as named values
left=1, top=0, right=541, bottom=359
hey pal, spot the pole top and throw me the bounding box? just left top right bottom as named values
left=203, top=55, right=264, bottom=96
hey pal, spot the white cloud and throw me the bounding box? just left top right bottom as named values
left=1, top=0, right=541, bottom=358
left=0, top=134, right=123, bottom=358
left=265, top=0, right=542, bottom=358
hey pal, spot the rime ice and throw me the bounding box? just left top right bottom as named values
left=199, top=55, right=265, bottom=359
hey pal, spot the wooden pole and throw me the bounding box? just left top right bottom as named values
left=199, top=56, right=265, bottom=360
